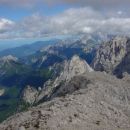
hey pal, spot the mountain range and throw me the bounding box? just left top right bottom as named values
left=0, top=39, right=60, bottom=58
left=0, top=34, right=130, bottom=129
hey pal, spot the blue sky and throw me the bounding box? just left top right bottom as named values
left=0, top=0, right=130, bottom=42
left=0, top=0, right=129, bottom=22
left=0, top=1, right=75, bottom=47
left=0, top=3, right=72, bottom=21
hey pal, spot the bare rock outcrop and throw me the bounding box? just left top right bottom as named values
left=22, top=85, right=38, bottom=104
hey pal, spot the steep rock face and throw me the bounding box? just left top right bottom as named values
left=22, top=86, right=38, bottom=104
left=93, top=36, right=130, bottom=75
left=0, top=72, right=130, bottom=130
left=37, top=55, right=93, bottom=102
left=114, top=42, right=130, bottom=77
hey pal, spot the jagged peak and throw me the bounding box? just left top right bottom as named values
left=0, top=55, right=18, bottom=62
left=70, top=55, right=81, bottom=62
left=69, top=55, right=93, bottom=73
left=93, top=36, right=130, bottom=75
left=59, top=55, right=93, bottom=82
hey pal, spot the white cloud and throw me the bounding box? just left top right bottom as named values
left=0, top=0, right=41, bottom=8
left=0, top=18, right=14, bottom=34
left=117, top=11, right=123, bottom=15
left=0, top=18, right=14, bottom=29
left=1, top=7, right=130, bottom=39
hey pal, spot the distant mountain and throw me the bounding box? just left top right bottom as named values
left=0, top=39, right=60, bottom=58
left=23, top=35, right=103, bottom=68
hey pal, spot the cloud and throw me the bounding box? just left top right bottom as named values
left=1, top=7, right=130, bottom=39
left=0, top=0, right=39, bottom=8
left=0, top=18, right=14, bottom=33
left=0, top=0, right=130, bottom=9
left=46, top=0, right=130, bottom=9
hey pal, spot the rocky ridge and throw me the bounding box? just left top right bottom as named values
left=36, top=55, right=93, bottom=102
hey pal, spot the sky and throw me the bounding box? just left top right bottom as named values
left=0, top=0, right=130, bottom=40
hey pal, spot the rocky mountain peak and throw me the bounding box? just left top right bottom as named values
left=68, top=55, right=93, bottom=77
left=92, top=36, right=130, bottom=74
left=60, top=55, right=93, bottom=81
left=0, top=55, right=18, bottom=63
left=60, top=55, right=93, bottom=82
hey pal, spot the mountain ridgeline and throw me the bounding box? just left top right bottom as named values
left=0, top=35, right=130, bottom=129
left=0, top=39, right=60, bottom=58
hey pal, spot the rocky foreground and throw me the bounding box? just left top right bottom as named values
left=0, top=55, right=130, bottom=130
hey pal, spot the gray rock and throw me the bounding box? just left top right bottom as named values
left=23, top=85, right=38, bottom=104
left=0, top=89, right=5, bottom=96
left=92, top=36, right=130, bottom=76
left=18, top=126, right=25, bottom=130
